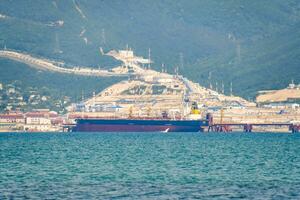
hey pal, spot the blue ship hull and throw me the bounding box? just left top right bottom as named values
left=74, top=118, right=208, bottom=132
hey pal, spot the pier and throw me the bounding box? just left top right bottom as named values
left=208, top=123, right=300, bottom=133
left=62, top=123, right=76, bottom=132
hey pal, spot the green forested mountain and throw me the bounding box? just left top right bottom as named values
left=0, top=0, right=300, bottom=102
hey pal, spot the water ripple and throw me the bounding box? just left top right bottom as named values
left=1, top=132, right=300, bottom=199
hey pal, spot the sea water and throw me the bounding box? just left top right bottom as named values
left=1, top=132, right=300, bottom=199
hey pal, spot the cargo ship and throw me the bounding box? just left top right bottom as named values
left=72, top=102, right=212, bottom=132
left=73, top=118, right=208, bottom=132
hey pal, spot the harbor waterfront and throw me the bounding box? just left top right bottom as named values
left=1, top=132, right=300, bottom=199
left=1, top=49, right=299, bottom=133
left=1, top=1, right=300, bottom=200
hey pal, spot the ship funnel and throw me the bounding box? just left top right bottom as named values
left=191, top=102, right=200, bottom=115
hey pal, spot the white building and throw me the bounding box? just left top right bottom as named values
left=24, top=112, right=52, bottom=131
left=7, top=87, right=15, bottom=94
left=25, top=113, right=51, bottom=125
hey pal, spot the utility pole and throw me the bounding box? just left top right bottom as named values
left=222, top=81, right=224, bottom=94
left=92, top=91, right=96, bottom=106
left=161, top=63, right=164, bottom=73
left=148, top=48, right=151, bottom=70
left=236, top=40, right=241, bottom=63
left=179, top=52, right=183, bottom=72
left=208, top=71, right=212, bottom=89
left=81, top=90, right=85, bottom=102
left=101, top=28, right=106, bottom=45
left=174, top=66, right=179, bottom=76
left=230, top=82, right=233, bottom=96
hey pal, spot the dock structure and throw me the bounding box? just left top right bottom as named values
left=290, top=124, right=300, bottom=133
left=208, top=123, right=300, bottom=133
left=62, top=123, right=76, bottom=132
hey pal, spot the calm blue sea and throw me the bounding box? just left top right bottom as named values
left=1, top=132, right=300, bottom=199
